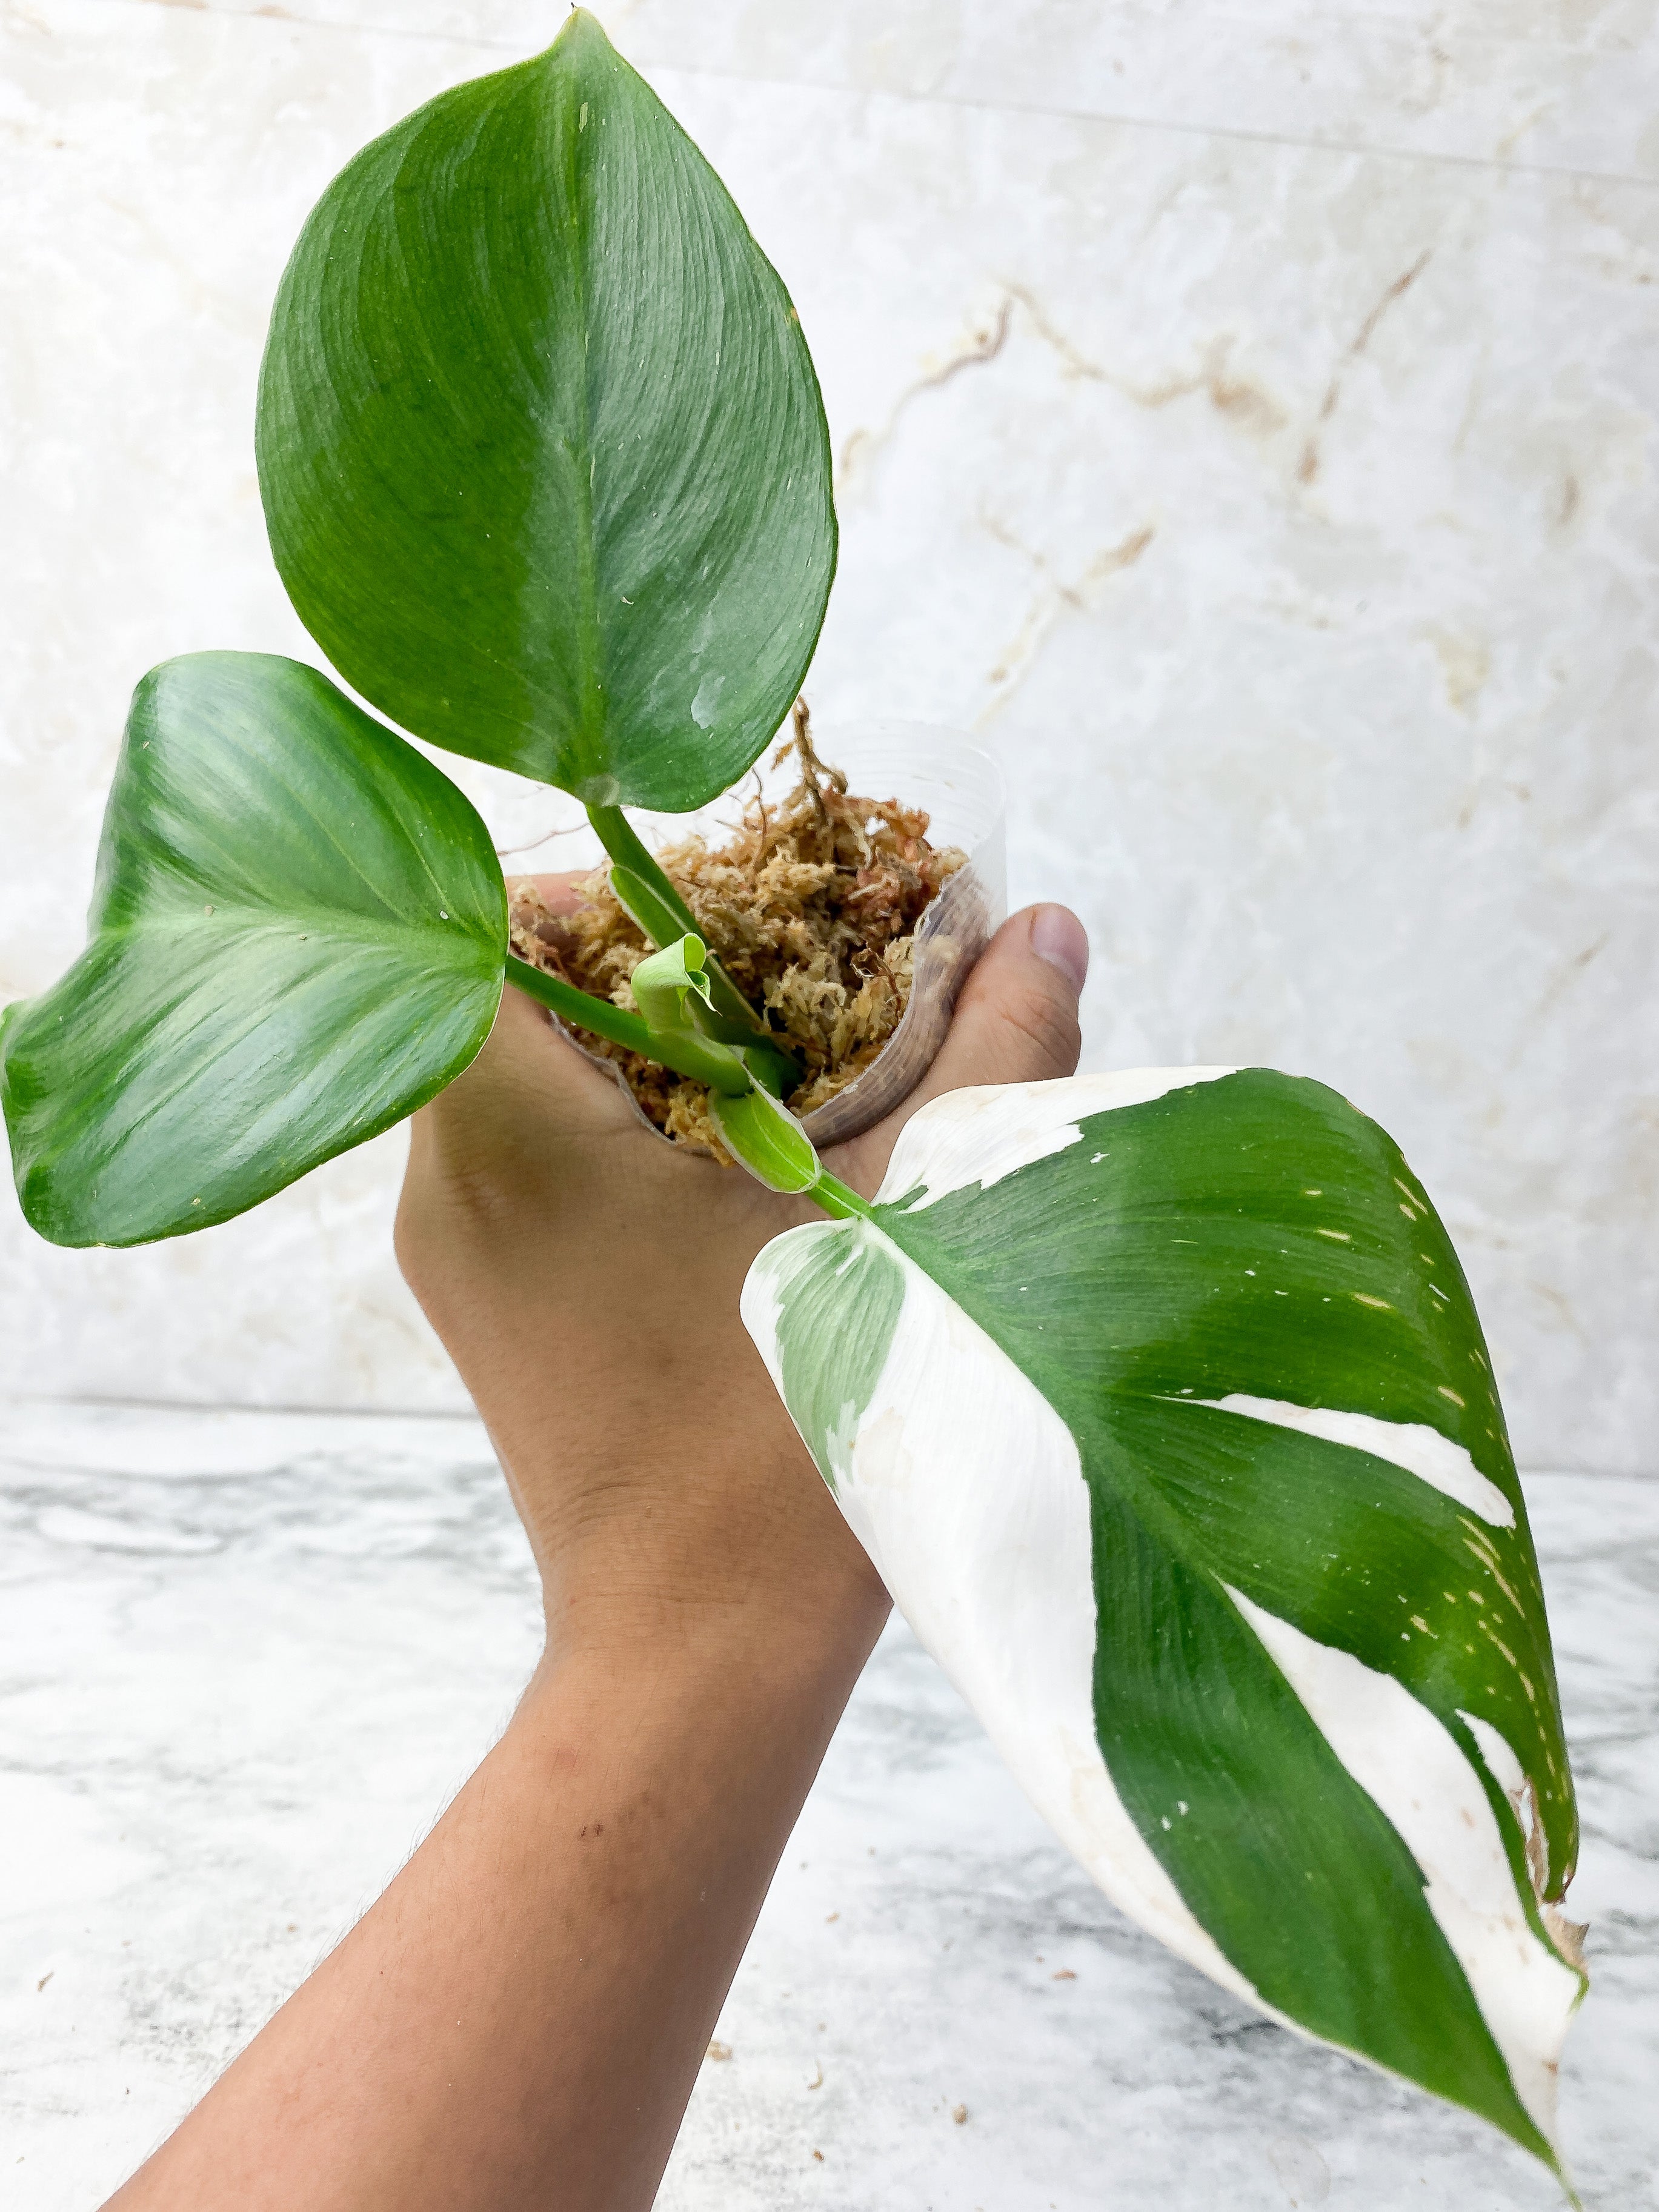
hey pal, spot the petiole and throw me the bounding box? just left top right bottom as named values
left=588, top=803, right=798, bottom=1075
left=503, top=954, right=751, bottom=1095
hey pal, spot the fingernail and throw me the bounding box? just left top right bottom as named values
left=1029, top=905, right=1089, bottom=997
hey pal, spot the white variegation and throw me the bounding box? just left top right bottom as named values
left=1462, top=1707, right=1529, bottom=1799
left=748, top=1211, right=1577, bottom=2112
left=743, top=1072, right=1583, bottom=2176
left=878, top=1068, right=1235, bottom=1212
left=1228, top=1587, right=1583, bottom=2142
left=739, top=1224, right=873, bottom=1495
left=743, top=1222, right=1266, bottom=2009
left=1195, top=1395, right=1516, bottom=1529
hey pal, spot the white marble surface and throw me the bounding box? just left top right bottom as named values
left=88, top=1, right=1659, bottom=182
left=0, top=1402, right=1654, bottom=2210
left=3, top=2, right=1658, bottom=1469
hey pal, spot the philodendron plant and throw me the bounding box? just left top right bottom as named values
left=2, top=12, right=1586, bottom=2189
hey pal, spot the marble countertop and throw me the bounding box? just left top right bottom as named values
left=1, top=1401, right=1652, bottom=2210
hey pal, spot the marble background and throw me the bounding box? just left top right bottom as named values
left=4, top=16, right=1655, bottom=2199
left=2, top=2, right=1657, bottom=1461
left=3, top=1404, right=1655, bottom=2210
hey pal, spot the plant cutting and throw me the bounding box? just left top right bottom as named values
left=1, top=11, right=1586, bottom=2194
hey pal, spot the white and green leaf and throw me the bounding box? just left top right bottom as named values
left=743, top=1068, right=1585, bottom=2176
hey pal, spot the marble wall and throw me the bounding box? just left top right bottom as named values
left=2, top=1, right=1656, bottom=1469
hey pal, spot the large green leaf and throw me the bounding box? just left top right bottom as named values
left=743, top=1069, right=1586, bottom=2174
left=1, top=653, right=506, bottom=1247
left=256, top=9, right=835, bottom=811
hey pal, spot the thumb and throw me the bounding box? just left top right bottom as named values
left=831, top=904, right=1087, bottom=1195
left=917, top=903, right=1088, bottom=1101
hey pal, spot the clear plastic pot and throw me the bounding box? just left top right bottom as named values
left=793, top=723, right=1005, bottom=1147
left=541, top=722, right=1006, bottom=1155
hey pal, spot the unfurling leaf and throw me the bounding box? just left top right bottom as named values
left=1, top=653, right=506, bottom=1247
left=257, top=9, right=835, bottom=811
left=629, top=933, right=715, bottom=1035
left=743, top=1068, right=1584, bottom=2174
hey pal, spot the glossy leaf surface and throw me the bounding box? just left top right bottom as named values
left=257, top=10, right=835, bottom=811
left=743, top=1069, right=1585, bottom=2173
left=2, top=653, right=506, bottom=1247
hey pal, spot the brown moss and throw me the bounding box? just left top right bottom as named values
left=508, top=708, right=965, bottom=1159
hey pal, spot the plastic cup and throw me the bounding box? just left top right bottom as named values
left=791, top=723, right=1005, bottom=1147
left=533, top=722, right=1007, bottom=1157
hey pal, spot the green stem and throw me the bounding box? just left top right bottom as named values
left=507, top=957, right=876, bottom=1214
left=809, top=1171, right=876, bottom=1223
left=586, top=803, right=790, bottom=1055
left=586, top=804, right=699, bottom=933
left=504, top=954, right=750, bottom=1095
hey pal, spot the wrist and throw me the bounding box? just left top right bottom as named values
left=533, top=1489, right=891, bottom=1673
left=516, top=1553, right=890, bottom=1756
left=464, top=1363, right=890, bottom=1659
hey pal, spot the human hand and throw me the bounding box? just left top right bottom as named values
left=394, top=892, right=1091, bottom=1662
left=111, top=894, right=1089, bottom=2212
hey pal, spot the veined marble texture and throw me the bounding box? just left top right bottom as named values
left=2, top=2, right=1658, bottom=1473
left=76, top=1, right=1659, bottom=181
left=0, top=1403, right=1653, bottom=2209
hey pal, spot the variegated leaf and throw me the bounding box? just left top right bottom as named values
left=742, top=1068, right=1585, bottom=2175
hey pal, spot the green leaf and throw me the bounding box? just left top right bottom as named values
left=256, top=9, right=836, bottom=811
left=1, top=653, right=507, bottom=1247
left=743, top=1069, right=1586, bottom=2173
left=628, top=932, right=714, bottom=1035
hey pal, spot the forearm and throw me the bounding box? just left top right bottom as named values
left=99, top=908, right=1083, bottom=2207
left=109, top=1579, right=886, bottom=2212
